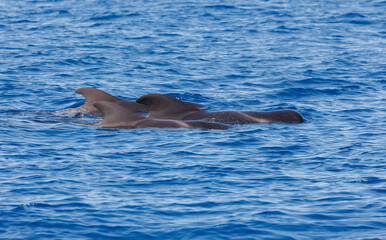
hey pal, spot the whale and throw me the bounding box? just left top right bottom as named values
left=136, top=93, right=304, bottom=124
left=93, top=101, right=229, bottom=130
left=55, top=87, right=149, bottom=115
left=56, top=87, right=206, bottom=116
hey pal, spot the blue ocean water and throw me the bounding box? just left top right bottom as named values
left=1, top=0, right=385, bottom=239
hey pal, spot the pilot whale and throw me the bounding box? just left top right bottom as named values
left=55, top=87, right=148, bottom=115
left=93, top=101, right=229, bottom=130
left=55, top=87, right=149, bottom=115
left=136, top=93, right=304, bottom=124
left=56, top=87, right=205, bottom=116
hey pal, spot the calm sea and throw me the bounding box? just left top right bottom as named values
left=1, top=0, right=385, bottom=239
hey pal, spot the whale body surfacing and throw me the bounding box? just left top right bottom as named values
left=136, top=93, right=304, bottom=124
left=93, top=101, right=229, bottom=130
left=55, top=87, right=149, bottom=115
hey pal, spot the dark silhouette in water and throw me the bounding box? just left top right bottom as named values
left=136, top=93, right=304, bottom=124
left=56, top=87, right=205, bottom=116
left=56, top=87, right=148, bottom=115
left=93, top=101, right=229, bottom=130
left=56, top=88, right=304, bottom=126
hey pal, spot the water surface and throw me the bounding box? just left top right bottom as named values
left=1, top=0, right=385, bottom=239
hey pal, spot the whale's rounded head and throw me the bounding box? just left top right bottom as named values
left=136, top=93, right=204, bottom=119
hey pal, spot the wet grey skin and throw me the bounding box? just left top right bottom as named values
left=56, top=87, right=206, bottom=116
left=136, top=93, right=305, bottom=124
left=93, top=101, right=229, bottom=130
left=55, top=87, right=149, bottom=115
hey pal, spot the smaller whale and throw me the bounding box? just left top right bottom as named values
left=136, top=93, right=304, bottom=124
left=93, top=101, right=229, bottom=130
left=55, top=87, right=149, bottom=115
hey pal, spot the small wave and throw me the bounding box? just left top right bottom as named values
left=16, top=66, right=41, bottom=72
left=340, top=12, right=366, bottom=18
left=205, top=5, right=238, bottom=10
left=9, top=19, right=36, bottom=24
left=303, top=213, right=342, bottom=220
left=329, top=12, right=373, bottom=25
left=89, top=12, right=140, bottom=21
left=354, top=177, right=386, bottom=184
left=271, top=25, right=300, bottom=33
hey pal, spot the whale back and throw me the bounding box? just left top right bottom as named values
left=245, top=110, right=304, bottom=123
left=136, top=93, right=203, bottom=119
left=94, top=101, right=229, bottom=129
left=93, top=101, right=144, bottom=127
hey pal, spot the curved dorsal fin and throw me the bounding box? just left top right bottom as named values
left=93, top=101, right=144, bottom=126
left=75, top=87, right=122, bottom=110
left=136, top=93, right=202, bottom=118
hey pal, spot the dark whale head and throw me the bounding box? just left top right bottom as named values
left=136, top=93, right=203, bottom=119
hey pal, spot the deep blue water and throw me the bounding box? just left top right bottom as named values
left=1, top=0, right=385, bottom=239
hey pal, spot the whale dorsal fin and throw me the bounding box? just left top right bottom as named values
left=75, top=87, right=122, bottom=110
left=136, top=93, right=202, bottom=119
left=93, top=101, right=144, bottom=126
